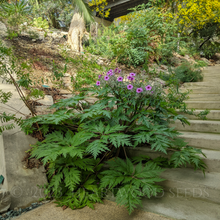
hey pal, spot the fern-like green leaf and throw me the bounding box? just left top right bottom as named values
left=108, top=133, right=132, bottom=148
left=86, top=140, right=109, bottom=158
left=63, top=167, right=81, bottom=191
left=115, top=184, right=143, bottom=215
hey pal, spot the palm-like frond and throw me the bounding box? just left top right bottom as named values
left=72, top=0, right=94, bottom=23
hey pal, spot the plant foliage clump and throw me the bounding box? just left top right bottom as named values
left=161, top=62, right=203, bottom=84
left=22, top=68, right=207, bottom=214
left=85, top=4, right=183, bottom=67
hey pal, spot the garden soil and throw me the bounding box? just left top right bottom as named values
left=14, top=200, right=173, bottom=220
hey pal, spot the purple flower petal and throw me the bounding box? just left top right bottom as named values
left=136, top=87, right=143, bottom=93
left=96, top=81, right=101, bottom=86
left=104, top=76, right=109, bottom=81
left=98, top=75, right=102, bottom=79
left=117, top=76, right=123, bottom=82
left=127, top=76, right=134, bottom=81
left=130, top=72, right=136, bottom=77
left=127, top=84, right=133, bottom=90
left=114, top=68, right=118, bottom=73
left=145, top=85, right=152, bottom=91
left=118, top=69, right=121, bottom=73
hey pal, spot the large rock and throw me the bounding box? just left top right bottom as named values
left=0, top=22, right=7, bottom=38
left=214, top=53, right=220, bottom=60
left=34, top=95, right=54, bottom=106
left=0, top=189, right=11, bottom=214
left=0, top=82, right=48, bottom=209
left=201, top=57, right=211, bottom=66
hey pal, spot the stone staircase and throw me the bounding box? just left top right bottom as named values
left=127, top=66, right=220, bottom=220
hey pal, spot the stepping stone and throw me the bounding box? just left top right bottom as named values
left=0, top=82, right=48, bottom=209
left=0, top=189, right=11, bottom=214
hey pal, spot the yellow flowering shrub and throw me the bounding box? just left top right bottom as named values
left=88, top=0, right=110, bottom=18
left=177, top=0, right=220, bottom=30
left=114, top=10, right=145, bottom=25
left=115, top=7, right=175, bottom=25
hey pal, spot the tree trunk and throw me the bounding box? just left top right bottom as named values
left=67, top=13, right=85, bottom=52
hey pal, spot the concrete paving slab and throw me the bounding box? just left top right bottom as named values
left=188, top=94, right=220, bottom=101
left=159, top=168, right=220, bottom=204
left=202, top=66, right=220, bottom=75
left=0, top=189, right=11, bottom=214
left=179, top=131, right=220, bottom=150
left=180, top=87, right=220, bottom=94
left=185, top=101, right=220, bottom=110
left=0, top=131, right=7, bottom=190
left=2, top=128, right=48, bottom=209
left=127, top=146, right=220, bottom=173
left=179, top=110, right=220, bottom=120
left=13, top=200, right=172, bottom=220
left=0, top=80, right=48, bottom=209
left=171, top=120, right=220, bottom=134
left=183, top=82, right=219, bottom=87
left=141, top=193, right=220, bottom=220
left=32, top=95, right=54, bottom=106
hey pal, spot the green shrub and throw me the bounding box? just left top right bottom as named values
left=84, top=25, right=116, bottom=59
left=200, top=41, right=220, bottom=59
left=32, top=17, right=49, bottom=30
left=85, top=4, right=183, bottom=67
left=174, top=62, right=203, bottom=83
left=161, top=62, right=203, bottom=84
left=22, top=68, right=206, bottom=214
left=194, top=60, right=208, bottom=68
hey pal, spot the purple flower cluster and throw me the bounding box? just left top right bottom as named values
left=126, top=72, right=136, bottom=90
left=127, top=84, right=133, bottom=90
left=117, top=76, right=123, bottom=82
left=127, top=76, right=134, bottom=81
left=96, top=69, right=154, bottom=95
left=107, top=69, right=113, bottom=76
left=136, top=88, right=143, bottom=93
left=104, top=76, right=110, bottom=81
left=145, top=85, right=152, bottom=91
left=135, top=85, right=152, bottom=93
left=114, top=68, right=121, bottom=73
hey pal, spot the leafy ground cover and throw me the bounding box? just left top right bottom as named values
left=0, top=36, right=208, bottom=213
left=19, top=68, right=207, bottom=214
left=0, top=0, right=215, bottom=215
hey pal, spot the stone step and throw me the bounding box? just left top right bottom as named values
left=0, top=82, right=48, bottom=209
left=202, top=67, right=220, bottom=75
left=179, top=110, right=220, bottom=120
left=185, top=101, right=220, bottom=110
left=188, top=94, right=220, bottom=101
left=127, top=147, right=220, bottom=173
left=180, top=131, right=220, bottom=151
left=183, top=82, right=217, bottom=87
left=180, top=87, right=220, bottom=94
left=201, top=149, right=220, bottom=172
left=203, top=76, right=220, bottom=81
left=159, top=169, right=220, bottom=204
left=106, top=169, right=220, bottom=220
left=171, top=120, right=220, bottom=134
left=202, top=72, right=220, bottom=76
left=140, top=191, right=220, bottom=220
